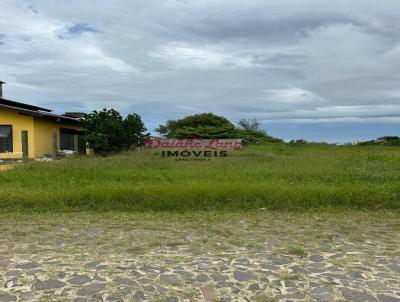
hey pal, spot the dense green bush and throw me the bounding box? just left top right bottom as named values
left=156, top=113, right=283, bottom=144
left=236, top=128, right=282, bottom=144
left=156, top=113, right=238, bottom=138
left=83, top=109, right=148, bottom=154
left=236, top=118, right=283, bottom=144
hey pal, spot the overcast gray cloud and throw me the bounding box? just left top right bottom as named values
left=0, top=0, right=399, bottom=142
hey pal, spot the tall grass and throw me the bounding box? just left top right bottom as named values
left=0, top=144, right=399, bottom=212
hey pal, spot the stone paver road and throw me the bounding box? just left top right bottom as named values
left=0, top=213, right=399, bottom=301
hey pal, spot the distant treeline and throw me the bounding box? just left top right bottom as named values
left=288, top=137, right=400, bottom=146
left=82, top=109, right=399, bottom=154
left=357, top=136, right=400, bottom=146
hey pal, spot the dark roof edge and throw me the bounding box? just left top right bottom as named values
left=0, top=98, right=52, bottom=112
left=0, top=103, right=82, bottom=124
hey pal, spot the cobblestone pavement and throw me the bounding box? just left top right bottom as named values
left=0, top=213, right=399, bottom=302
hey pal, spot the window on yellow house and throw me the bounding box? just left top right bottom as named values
left=0, top=125, right=13, bottom=153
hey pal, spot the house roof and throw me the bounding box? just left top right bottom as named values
left=0, top=97, right=52, bottom=112
left=0, top=100, right=82, bottom=125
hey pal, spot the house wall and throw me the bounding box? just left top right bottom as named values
left=33, top=118, right=83, bottom=157
left=0, top=108, right=35, bottom=158
left=0, top=108, right=84, bottom=159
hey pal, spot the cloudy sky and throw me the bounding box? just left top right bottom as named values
left=1, top=0, right=399, bottom=142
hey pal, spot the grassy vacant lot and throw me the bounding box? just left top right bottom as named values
left=0, top=144, right=399, bottom=212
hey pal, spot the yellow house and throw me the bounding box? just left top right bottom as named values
left=0, top=81, right=84, bottom=159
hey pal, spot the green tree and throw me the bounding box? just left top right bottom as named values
left=83, top=109, right=148, bottom=154
left=122, top=113, right=148, bottom=149
left=156, top=113, right=238, bottom=138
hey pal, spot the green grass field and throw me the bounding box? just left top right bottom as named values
left=0, top=144, right=399, bottom=212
